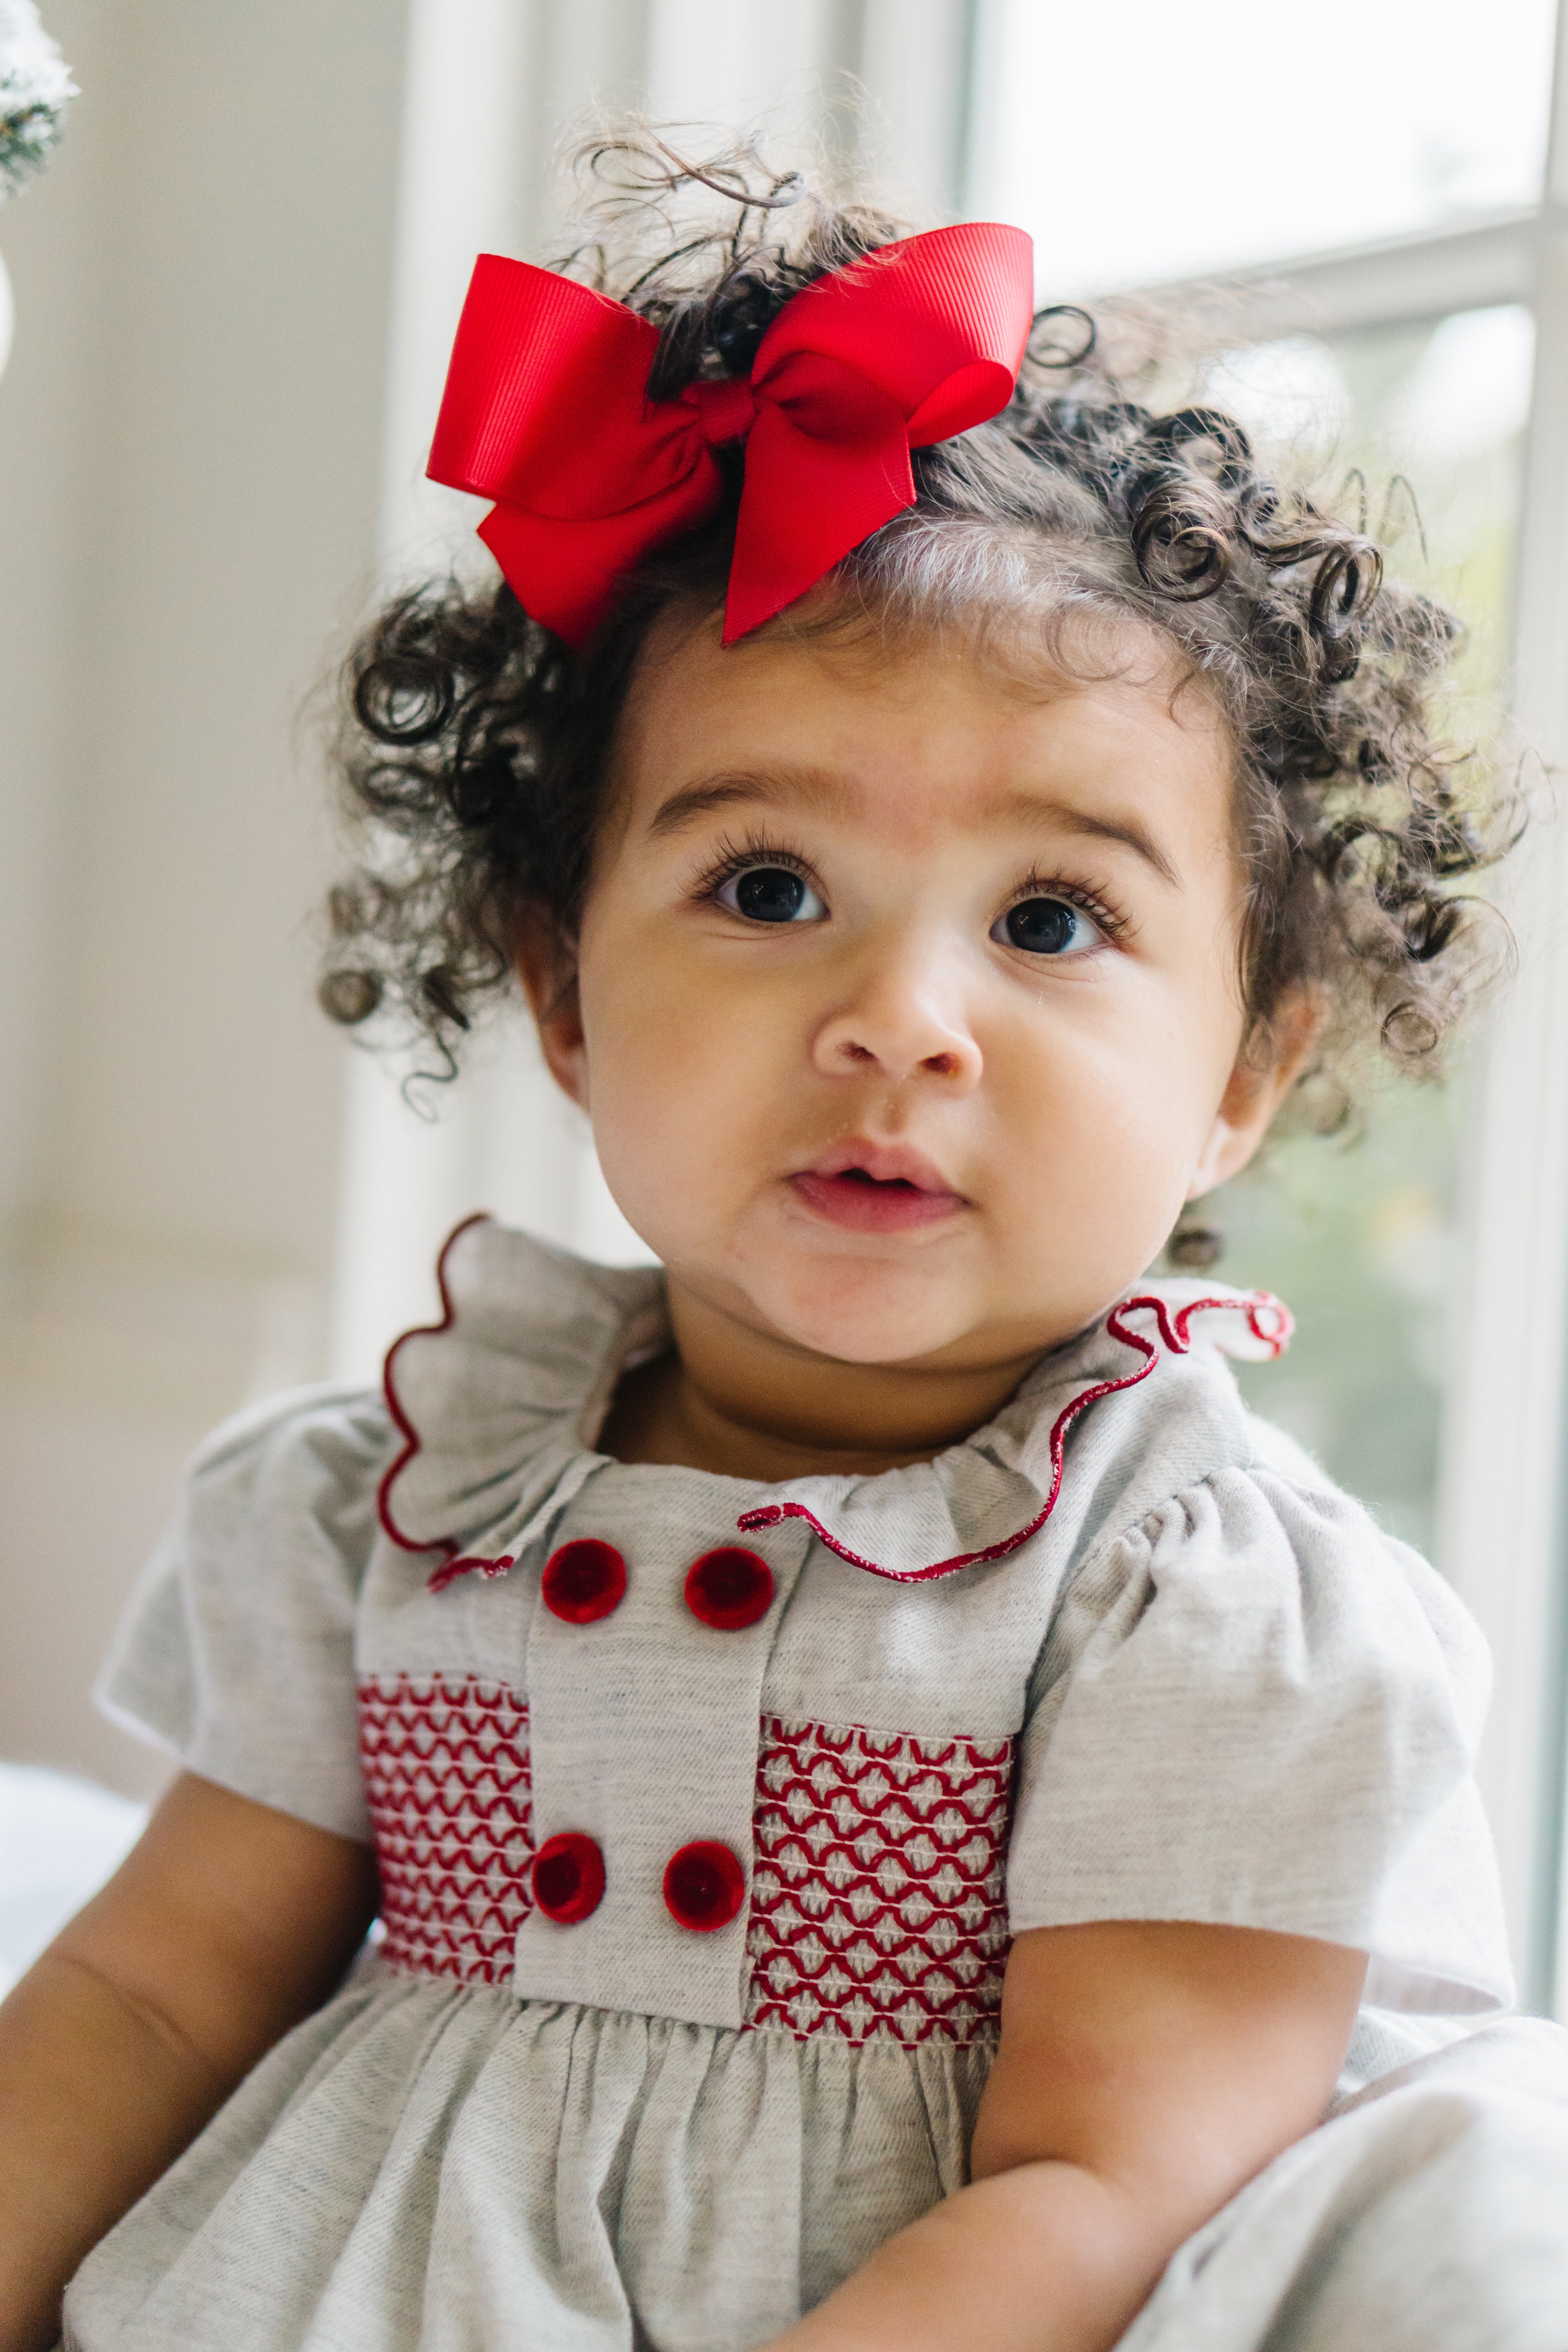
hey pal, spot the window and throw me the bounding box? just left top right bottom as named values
left=971, top=0, right=1568, bottom=2009
left=1213, top=306, right=1529, bottom=1564
left=971, top=0, right=1557, bottom=290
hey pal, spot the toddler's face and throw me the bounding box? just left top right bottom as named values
left=530, top=604, right=1283, bottom=1374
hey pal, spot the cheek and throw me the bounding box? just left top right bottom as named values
left=992, top=989, right=1227, bottom=1247
left=574, top=930, right=789, bottom=1233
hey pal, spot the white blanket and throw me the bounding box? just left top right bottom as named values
left=0, top=1762, right=145, bottom=1997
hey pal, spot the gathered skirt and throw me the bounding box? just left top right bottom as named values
left=62, top=1963, right=1568, bottom=2352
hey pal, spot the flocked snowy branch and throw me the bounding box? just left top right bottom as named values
left=0, top=0, right=75, bottom=205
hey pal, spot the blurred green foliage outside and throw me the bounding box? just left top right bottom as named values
left=1187, top=306, right=1526, bottom=1563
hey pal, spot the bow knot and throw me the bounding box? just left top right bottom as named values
left=427, top=223, right=1035, bottom=646
left=682, top=373, right=757, bottom=449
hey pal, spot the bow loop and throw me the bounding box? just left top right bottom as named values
left=430, top=261, right=688, bottom=516
left=427, top=224, right=1035, bottom=647
left=906, top=359, right=1022, bottom=448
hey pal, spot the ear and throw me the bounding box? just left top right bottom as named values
left=514, top=911, right=589, bottom=1112
left=1187, top=992, right=1322, bottom=1200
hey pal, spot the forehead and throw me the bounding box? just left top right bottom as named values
left=607, top=600, right=1236, bottom=858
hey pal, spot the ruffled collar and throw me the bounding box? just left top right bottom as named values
left=378, top=1217, right=1290, bottom=1592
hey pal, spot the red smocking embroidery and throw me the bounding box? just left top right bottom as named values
left=744, top=1717, right=1012, bottom=2046
left=358, top=1672, right=533, bottom=1985
left=737, top=1289, right=1292, bottom=1583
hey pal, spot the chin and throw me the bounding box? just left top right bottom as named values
left=749, top=1260, right=974, bottom=1368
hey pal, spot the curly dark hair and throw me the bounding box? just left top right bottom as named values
left=320, top=133, right=1513, bottom=1121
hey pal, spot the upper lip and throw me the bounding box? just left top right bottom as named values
left=795, top=1140, right=966, bottom=1197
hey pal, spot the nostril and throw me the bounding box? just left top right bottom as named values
left=821, top=1030, right=974, bottom=1080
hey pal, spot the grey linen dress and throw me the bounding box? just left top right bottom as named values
left=62, top=1220, right=1568, bottom=2351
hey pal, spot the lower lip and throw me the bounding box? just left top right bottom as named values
left=789, top=1171, right=967, bottom=1233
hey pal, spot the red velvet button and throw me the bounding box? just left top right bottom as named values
left=542, top=1538, right=627, bottom=1624
left=531, top=1832, right=605, bottom=1923
left=663, top=1840, right=746, bottom=1932
left=683, top=1547, right=775, bottom=1631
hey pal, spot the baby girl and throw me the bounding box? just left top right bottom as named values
left=3, top=139, right=1566, bottom=2352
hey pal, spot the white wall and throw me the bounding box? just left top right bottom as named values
left=0, top=0, right=407, bottom=1795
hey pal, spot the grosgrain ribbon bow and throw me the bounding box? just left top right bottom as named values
left=426, top=222, right=1035, bottom=646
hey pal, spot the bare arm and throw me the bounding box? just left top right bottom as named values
left=0, top=1772, right=378, bottom=2352
left=761, top=1917, right=1367, bottom=2352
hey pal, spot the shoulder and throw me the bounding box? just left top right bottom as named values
left=1037, top=1285, right=1468, bottom=1627
left=176, top=1381, right=395, bottom=1554
left=96, top=1383, right=397, bottom=1834
left=1004, top=1281, right=1300, bottom=1573
left=189, top=1380, right=392, bottom=1478
left=165, top=1194, right=664, bottom=1577
left=1035, top=1454, right=1491, bottom=1807
left=1017, top=1282, right=1491, bottom=1734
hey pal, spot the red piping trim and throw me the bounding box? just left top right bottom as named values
left=735, top=1289, right=1291, bottom=1585
left=427, top=1550, right=517, bottom=1596
left=378, top=1212, right=496, bottom=1573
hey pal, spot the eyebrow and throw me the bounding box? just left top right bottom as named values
left=992, top=791, right=1181, bottom=888
left=647, top=769, right=1181, bottom=887
left=646, top=770, right=856, bottom=839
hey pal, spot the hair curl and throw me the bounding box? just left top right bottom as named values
left=321, top=132, right=1515, bottom=1119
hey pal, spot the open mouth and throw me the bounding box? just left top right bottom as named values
left=789, top=1160, right=967, bottom=1234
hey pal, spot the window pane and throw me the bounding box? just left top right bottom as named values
left=1199, top=308, right=1530, bottom=1559
left=970, top=0, right=1556, bottom=293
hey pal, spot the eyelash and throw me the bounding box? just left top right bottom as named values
left=688, top=832, right=1132, bottom=943
left=689, top=829, right=820, bottom=909
left=1004, top=867, right=1131, bottom=945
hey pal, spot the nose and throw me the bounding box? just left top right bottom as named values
left=811, top=950, right=983, bottom=1091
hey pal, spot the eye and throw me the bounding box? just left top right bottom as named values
left=717, top=864, right=827, bottom=925
left=992, top=895, right=1104, bottom=957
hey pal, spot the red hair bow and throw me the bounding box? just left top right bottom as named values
left=426, top=222, right=1035, bottom=647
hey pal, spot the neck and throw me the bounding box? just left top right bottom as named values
left=599, top=1277, right=1048, bottom=1482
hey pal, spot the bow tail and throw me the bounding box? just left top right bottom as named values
left=723, top=398, right=917, bottom=644
left=479, top=463, right=722, bottom=648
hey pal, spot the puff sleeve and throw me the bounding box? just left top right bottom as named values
left=95, top=1386, right=391, bottom=1841
left=1006, top=1466, right=1513, bottom=2015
